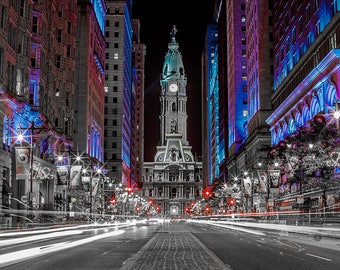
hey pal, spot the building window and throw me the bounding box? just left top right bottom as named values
left=114, top=32, right=119, bottom=37
left=115, top=21, right=119, bottom=27
left=305, top=5, right=310, bottom=23
left=19, top=0, right=25, bottom=16
left=113, top=97, right=117, bottom=103
left=114, top=43, right=119, bottom=48
left=57, top=29, right=62, bottom=43
left=106, top=52, right=109, bottom=59
left=242, top=73, right=247, bottom=80
left=242, top=49, right=246, bottom=57
left=67, top=45, right=71, bottom=57
left=114, top=53, right=118, bottom=59
left=112, top=130, right=117, bottom=137
left=315, top=21, right=320, bottom=37
left=113, top=86, right=118, bottom=92
left=307, top=32, right=312, bottom=47
left=113, top=119, right=117, bottom=125
left=113, top=75, right=118, bottom=81
left=68, top=22, right=72, bottom=34
left=330, top=32, right=337, bottom=49
left=56, top=55, right=61, bottom=68
left=32, top=16, right=38, bottom=33
left=106, top=20, right=110, bottom=27
left=114, top=64, right=118, bottom=70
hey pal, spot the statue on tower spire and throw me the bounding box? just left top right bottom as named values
left=170, top=25, right=178, bottom=39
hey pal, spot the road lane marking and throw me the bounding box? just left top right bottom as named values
left=305, top=253, right=332, bottom=261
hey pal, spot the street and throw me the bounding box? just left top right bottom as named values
left=0, top=220, right=339, bottom=270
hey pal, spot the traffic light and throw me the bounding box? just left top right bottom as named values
left=228, top=198, right=235, bottom=206
left=204, top=189, right=211, bottom=199
left=110, top=196, right=116, bottom=205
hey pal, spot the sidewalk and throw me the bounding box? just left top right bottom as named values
left=120, top=222, right=230, bottom=270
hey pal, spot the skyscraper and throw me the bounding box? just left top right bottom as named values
left=104, top=0, right=133, bottom=186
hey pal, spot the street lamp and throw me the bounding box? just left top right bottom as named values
left=17, top=121, right=48, bottom=218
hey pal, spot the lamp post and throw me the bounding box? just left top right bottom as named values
left=17, top=121, right=47, bottom=218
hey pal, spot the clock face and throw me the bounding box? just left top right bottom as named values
left=169, top=83, right=178, bottom=92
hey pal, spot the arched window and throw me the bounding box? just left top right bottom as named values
left=172, top=102, right=177, bottom=112
left=302, top=104, right=310, bottom=125
left=288, top=117, right=296, bottom=134
left=171, top=188, right=177, bottom=199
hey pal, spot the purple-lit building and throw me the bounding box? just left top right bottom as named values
left=74, top=0, right=106, bottom=163
left=0, top=1, right=79, bottom=227
left=268, top=0, right=340, bottom=144
left=266, top=0, right=340, bottom=208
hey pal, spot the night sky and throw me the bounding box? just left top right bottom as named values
left=132, top=0, right=215, bottom=161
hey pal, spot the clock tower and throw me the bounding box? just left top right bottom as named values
left=160, top=25, right=188, bottom=146
left=142, top=26, right=202, bottom=217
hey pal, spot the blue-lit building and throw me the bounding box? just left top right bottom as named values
left=104, top=0, right=134, bottom=187
left=266, top=0, right=340, bottom=210
left=204, top=23, right=221, bottom=187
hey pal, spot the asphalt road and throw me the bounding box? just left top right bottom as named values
left=0, top=221, right=339, bottom=270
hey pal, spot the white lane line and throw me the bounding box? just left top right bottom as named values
left=305, top=253, right=332, bottom=262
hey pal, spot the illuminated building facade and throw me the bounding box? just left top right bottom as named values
left=0, top=0, right=77, bottom=227
left=131, top=19, right=146, bottom=188
left=268, top=0, right=340, bottom=145
left=74, top=0, right=106, bottom=162
left=104, top=0, right=133, bottom=186
left=203, top=23, right=221, bottom=187
left=143, top=27, right=203, bottom=217
left=227, top=0, right=248, bottom=155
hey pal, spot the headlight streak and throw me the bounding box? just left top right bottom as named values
left=0, top=230, right=84, bottom=247
left=0, top=229, right=126, bottom=267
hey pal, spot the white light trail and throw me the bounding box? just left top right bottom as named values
left=0, top=230, right=125, bottom=267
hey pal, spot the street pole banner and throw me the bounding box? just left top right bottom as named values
left=257, top=170, right=268, bottom=193
left=92, top=180, right=99, bottom=196
left=15, top=146, right=30, bottom=180
left=56, top=166, right=68, bottom=185
left=70, top=165, right=82, bottom=187
left=243, top=177, right=252, bottom=196
left=268, top=170, right=280, bottom=188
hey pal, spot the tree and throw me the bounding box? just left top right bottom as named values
left=268, top=115, right=340, bottom=210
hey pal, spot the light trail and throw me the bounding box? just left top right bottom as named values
left=0, top=229, right=125, bottom=267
